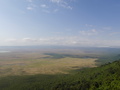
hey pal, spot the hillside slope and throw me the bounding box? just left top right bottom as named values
left=0, top=60, right=120, bottom=90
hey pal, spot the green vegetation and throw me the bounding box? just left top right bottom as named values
left=96, top=54, right=120, bottom=64
left=0, top=60, right=120, bottom=90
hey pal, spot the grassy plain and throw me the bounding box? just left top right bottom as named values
left=0, top=47, right=120, bottom=77
left=0, top=49, right=98, bottom=76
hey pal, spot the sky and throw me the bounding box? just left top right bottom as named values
left=0, top=0, right=120, bottom=47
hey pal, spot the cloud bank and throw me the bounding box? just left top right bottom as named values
left=1, top=36, right=120, bottom=47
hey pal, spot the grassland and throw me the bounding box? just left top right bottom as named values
left=0, top=49, right=99, bottom=76
left=0, top=47, right=120, bottom=77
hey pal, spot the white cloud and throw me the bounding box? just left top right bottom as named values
left=26, top=3, right=37, bottom=10
left=50, top=0, right=63, bottom=3
left=22, top=38, right=38, bottom=42
left=79, top=29, right=98, bottom=36
left=40, top=4, right=48, bottom=8
left=2, top=36, right=120, bottom=47
left=6, top=39, right=17, bottom=42
left=50, top=0, right=73, bottom=10
left=26, top=0, right=73, bottom=12
left=60, top=4, right=72, bottom=10
left=67, top=6, right=72, bottom=10
left=27, top=6, right=34, bottom=10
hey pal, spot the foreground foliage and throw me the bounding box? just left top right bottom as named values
left=0, top=60, right=120, bottom=90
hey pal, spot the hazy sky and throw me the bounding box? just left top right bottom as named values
left=0, top=0, right=120, bottom=47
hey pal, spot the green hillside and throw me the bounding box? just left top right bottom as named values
left=0, top=60, right=120, bottom=90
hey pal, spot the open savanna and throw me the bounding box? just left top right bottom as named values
left=0, top=49, right=99, bottom=76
